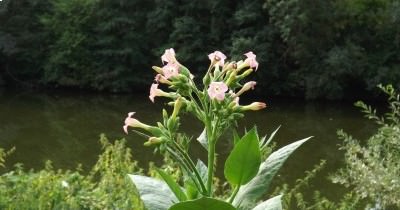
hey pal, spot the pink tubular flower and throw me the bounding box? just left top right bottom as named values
left=244, top=51, right=259, bottom=70
left=162, top=62, right=179, bottom=79
left=123, top=112, right=151, bottom=134
left=208, top=51, right=227, bottom=67
left=241, top=102, right=267, bottom=111
left=161, top=48, right=176, bottom=64
left=234, top=81, right=257, bottom=97
left=207, top=82, right=228, bottom=101
left=149, top=83, right=169, bottom=103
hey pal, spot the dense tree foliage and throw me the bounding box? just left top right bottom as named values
left=0, top=0, right=399, bottom=99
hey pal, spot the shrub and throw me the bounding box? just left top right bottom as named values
left=332, top=84, right=400, bottom=208
left=0, top=134, right=144, bottom=209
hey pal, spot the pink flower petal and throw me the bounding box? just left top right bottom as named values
left=161, top=48, right=176, bottom=64
left=208, top=82, right=228, bottom=101
left=162, top=63, right=179, bottom=79
left=149, top=83, right=158, bottom=103
left=208, top=51, right=227, bottom=67
left=244, top=51, right=259, bottom=70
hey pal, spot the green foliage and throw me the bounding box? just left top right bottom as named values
left=168, top=197, right=236, bottom=210
left=2, top=0, right=399, bottom=98
left=0, top=135, right=144, bottom=209
left=224, top=128, right=261, bottom=186
left=38, top=0, right=152, bottom=91
left=271, top=160, right=366, bottom=210
left=0, top=0, right=50, bottom=86
left=40, top=0, right=97, bottom=88
left=0, top=147, right=14, bottom=169
left=232, top=137, right=311, bottom=210
left=129, top=174, right=177, bottom=210
left=156, top=168, right=188, bottom=201
left=332, top=84, right=400, bottom=208
left=266, top=85, right=400, bottom=209
left=265, top=0, right=400, bottom=99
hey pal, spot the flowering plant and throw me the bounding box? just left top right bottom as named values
left=124, top=49, right=311, bottom=210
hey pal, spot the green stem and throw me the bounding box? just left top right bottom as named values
left=206, top=120, right=215, bottom=196
left=207, top=141, right=215, bottom=196
left=171, top=141, right=208, bottom=194
left=228, top=185, right=240, bottom=203
left=166, top=147, right=202, bottom=192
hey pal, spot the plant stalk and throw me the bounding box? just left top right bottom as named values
left=207, top=140, right=215, bottom=196
left=228, top=185, right=240, bottom=203
left=171, top=141, right=207, bottom=194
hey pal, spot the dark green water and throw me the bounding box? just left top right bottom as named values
left=0, top=89, right=376, bottom=199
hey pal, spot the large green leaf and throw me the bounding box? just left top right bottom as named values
left=233, top=137, right=311, bottom=210
left=252, top=195, right=283, bottom=210
left=224, top=128, right=261, bottom=186
left=128, top=174, right=177, bottom=210
left=168, top=197, right=236, bottom=210
left=156, top=169, right=187, bottom=201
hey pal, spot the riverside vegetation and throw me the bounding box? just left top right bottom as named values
left=271, top=85, right=400, bottom=210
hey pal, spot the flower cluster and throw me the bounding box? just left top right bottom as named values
left=124, top=49, right=265, bottom=144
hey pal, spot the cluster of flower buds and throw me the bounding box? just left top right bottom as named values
left=204, top=50, right=265, bottom=110
left=124, top=48, right=266, bottom=145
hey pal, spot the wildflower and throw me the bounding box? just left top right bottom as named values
left=162, top=62, right=180, bottom=79
left=161, top=48, right=176, bottom=64
left=208, top=51, right=227, bottom=67
left=240, top=102, right=266, bottom=111
left=123, top=112, right=152, bottom=134
left=244, top=51, right=259, bottom=70
left=234, top=81, right=257, bottom=98
left=208, top=82, right=228, bottom=101
left=149, top=83, right=171, bottom=102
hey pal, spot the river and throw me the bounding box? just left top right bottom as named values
left=0, top=88, right=377, bottom=200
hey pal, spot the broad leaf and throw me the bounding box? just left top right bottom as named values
left=252, top=195, right=283, bottom=210
left=224, top=128, right=261, bottom=186
left=156, top=169, right=187, bottom=201
left=128, top=174, right=177, bottom=210
left=168, top=197, right=236, bottom=210
left=233, top=137, right=311, bottom=209
left=196, top=128, right=208, bottom=150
